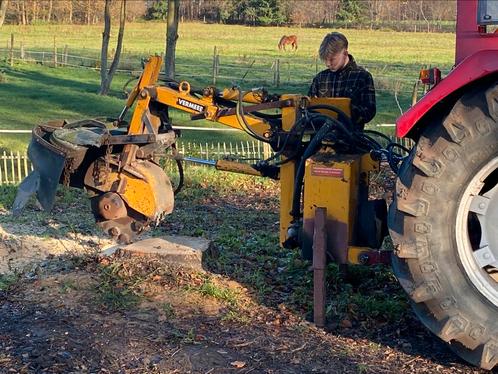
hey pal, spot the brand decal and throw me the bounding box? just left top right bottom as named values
left=311, top=166, right=344, bottom=178
left=177, top=98, right=205, bottom=113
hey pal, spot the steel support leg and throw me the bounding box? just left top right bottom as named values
left=313, top=207, right=327, bottom=327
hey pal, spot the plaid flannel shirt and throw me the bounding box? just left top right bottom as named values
left=308, top=55, right=376, bottom=129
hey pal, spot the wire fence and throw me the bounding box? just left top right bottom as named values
left=0, top=35, right=442, bottom=94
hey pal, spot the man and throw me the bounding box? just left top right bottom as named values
left=308, top=32, right=376, bottom=130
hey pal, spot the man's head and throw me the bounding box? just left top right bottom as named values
left=319, top=32, right=349, bottom=72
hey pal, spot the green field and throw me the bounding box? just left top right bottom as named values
left=0, top=22, right=456, bottom=151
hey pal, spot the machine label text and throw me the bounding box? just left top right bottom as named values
left=311, top=166, right=344, bottom=178
left=177, top=99, right=205, bottom=113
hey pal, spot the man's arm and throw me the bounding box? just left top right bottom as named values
left=350, top=72, right=376, bottom=128
left=308, top=75, right=319, bottom=97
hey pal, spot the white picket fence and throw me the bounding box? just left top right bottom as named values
left=0, top=150, right=33, bottom=185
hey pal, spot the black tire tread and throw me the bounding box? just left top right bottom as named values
left=388, top=81, right=498, bottom=370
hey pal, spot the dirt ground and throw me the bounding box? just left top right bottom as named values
left=0, top=170, right=494, bottom=374
left=0, top=261, right=487, bottom=374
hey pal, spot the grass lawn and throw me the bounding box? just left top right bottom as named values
left=0, top=22, right=456, bottom=151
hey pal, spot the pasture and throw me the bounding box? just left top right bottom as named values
left=0, top=22, right=456, bottom=151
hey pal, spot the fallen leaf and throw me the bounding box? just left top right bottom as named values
left=230, top=361, right=246, bottom=368
left=340, top=319, right=352, bottom=328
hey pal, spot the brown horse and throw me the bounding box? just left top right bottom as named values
left=278, top=35, right=298, bottom=51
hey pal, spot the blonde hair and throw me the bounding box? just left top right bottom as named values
left=319, top=32, right=348, bottom=61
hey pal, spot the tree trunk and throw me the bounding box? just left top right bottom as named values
left=86, top=0, right=91, bottom=25
left=32, top=0, right=38, bottom=24
left=21, top=0, right=26, bottom=25
left=0, top=0, right=8, bottom=27
left=47, top=0, right=52, bottom=23
left=68, top=0, right=73, bottom=24
left=165, top=0, right=180, bottom=79
left=99, top=0, right=126, bottom=96
left=15, top=0, right=20, bottom=25
left=99, top=0, right=111, bottom=95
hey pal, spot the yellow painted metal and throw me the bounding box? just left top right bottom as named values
left=86, top=170, right=157, bottom=218
left=215, top=160, right=263, bottom=176
left=128, top=95, right=151, bottom=135
left=301, top=152, right=380, bottom=261
left=347, top=246, right=372, bottom=265
left=309, top=97, right=351, bottom=118
left=125, top=55, right=163, bottom=110
left=278, top=94, right=300, bottom=245
left=360, top=153, right=379, bottom=173
left=85, top=160, right=173, bottom=220
left=303, top=154, right=361, bottom=239
left=154, top=86, right=271, bottom=136
left=120, top=172, right=158, bottom=218
left=121, top=56, right=163, bottom=166
left=127, top=160, right=174, bottom=219
left=220, top=88, right=267, bottom=103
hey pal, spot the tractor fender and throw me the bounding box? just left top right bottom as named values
left=396, top=50, right=498, bottom=138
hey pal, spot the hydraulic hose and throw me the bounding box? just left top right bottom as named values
left=306, top=104, right=355, bottom=135
left=235, top=89, right=268, bottom=142
left=171, top=144, right=184, bottom=195
left=290, top=116, right=343, bottom=219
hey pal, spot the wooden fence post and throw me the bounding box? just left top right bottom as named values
left=53, top=36, right=57, bottom=68
left=275, top=59, right=280, bottom=88
left=63, top=44, right=68, bottom=65
left=212, top=46, right=218, bottom=85
left=9, top=33, right=14, bottom=67
left=272, top=60, right=277, bottom=86
left=20, top=42, right=24, bottom=62
left=216, top=54, right=220, bottom=77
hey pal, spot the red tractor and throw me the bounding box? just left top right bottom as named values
left=389, top=0, right=498, bottom=369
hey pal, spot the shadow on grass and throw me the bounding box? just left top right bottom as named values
left=0, top=163, right=472, bottom=371
left=0, top=68, right=123, bottom=120
left=155, top=169, right=471, bottom=370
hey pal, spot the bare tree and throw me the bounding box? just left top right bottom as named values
left=46, top=0, right=53, bottom=22
left=165, top=0, right=180, bottom=79
left=21, top=0, right=26, bottom=25
left=1, top=0, right=456, bottom=28
left=99, top=0, right=126, bottom=95
left=68, top=0, right=73, bottom=23
left=0, top=0, right=8, bottom=27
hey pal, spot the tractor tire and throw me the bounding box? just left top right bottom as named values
left=388, top=81, right=498, bottom=370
